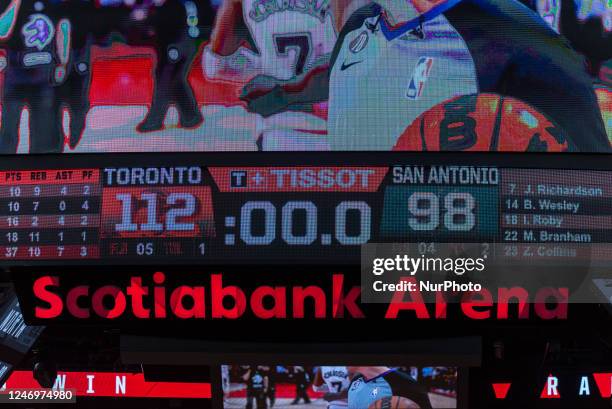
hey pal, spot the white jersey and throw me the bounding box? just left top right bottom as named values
left=320, top=366, right=349, bottom=408
left=221, top=365, right=230, bottom=395
left=242, top=0, right=337, bottom=80
left=328, top=4, right=479, bottom=150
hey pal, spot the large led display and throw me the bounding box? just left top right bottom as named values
left=0, top=153, right=610, bottom=265
left=221, top=365, right=459, bottom=409
left=0, top=0, right=607, bottom=153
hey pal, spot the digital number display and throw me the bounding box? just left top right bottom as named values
left=0, top=154, right=609, bottom=265
left=0, top=169, right=100, bottom=260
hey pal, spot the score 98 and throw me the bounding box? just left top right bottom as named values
left=407, top=192, right=475, bottom=232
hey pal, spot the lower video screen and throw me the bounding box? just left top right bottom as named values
left=221, top=365, right=458, bottom=409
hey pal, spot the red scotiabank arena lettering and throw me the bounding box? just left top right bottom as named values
left=32, top=273, right=569, bottom=320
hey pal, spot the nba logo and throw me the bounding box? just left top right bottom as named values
left=230, top=171, right=247, bottom=188
left=407, top=57, right=434, bottom=99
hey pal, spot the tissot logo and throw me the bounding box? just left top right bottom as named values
left=230, top=170, right=247, bottom=187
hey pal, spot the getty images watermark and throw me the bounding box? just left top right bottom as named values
left=371, top=253, right=485, bottom=294
left=360, top=243, right=612, bottom=304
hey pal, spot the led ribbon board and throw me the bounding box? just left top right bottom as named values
left=0, top=153, right=609, bottom=266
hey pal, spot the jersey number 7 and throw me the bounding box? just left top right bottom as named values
left=274, top=34, right=311, bottom=76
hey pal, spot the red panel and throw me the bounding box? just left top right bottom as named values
left=593, top=373, right=612, bottom=398
left=229, top=383, right=322, bottom=399
left=3, top=371, right=211, bottom=399
left=100, top=186, right=215, bottom=238
left=491, top=382, right=511, bottom=399
left=88, top=43, right=244, bottom=107
left=209, top=167, right=388, bottom=192
left=90, top=57, right=154, bottom=106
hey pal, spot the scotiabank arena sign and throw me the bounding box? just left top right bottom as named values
left=20, top=271, right=570, bottom=322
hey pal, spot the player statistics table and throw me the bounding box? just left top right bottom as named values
left=0, top=152, right=610, bottom=266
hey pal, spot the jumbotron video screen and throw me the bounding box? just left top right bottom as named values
left=221, top=365, right=459, bottom=409
left=0, top=0, right=606, bottom=153
left=0, top=0, right=610, bottom=409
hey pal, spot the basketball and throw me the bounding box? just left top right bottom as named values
left=393, top=93, right=571, bottom=152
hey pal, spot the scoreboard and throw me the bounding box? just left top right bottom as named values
left=0, top=152, right=610, bottom=266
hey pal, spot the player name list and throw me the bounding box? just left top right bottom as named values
left=501, top=169, right=612, bottom=244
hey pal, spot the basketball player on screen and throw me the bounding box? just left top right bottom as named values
left=347, top=367, right=433, bottom=409
left=203, top=0, right=337, bottom=150
left=524, top=0, right=611, bottom=79
left=231, top=0, right=606, bottom=152
left=521, top=0, right=611, bottom=142
left=221, top=365, right=231, bottom=400
left=313, top=366, right=351, bottom=409
left=243, top=365, right=269, bottom=409
left=326, top=0, right=609, bottom=151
